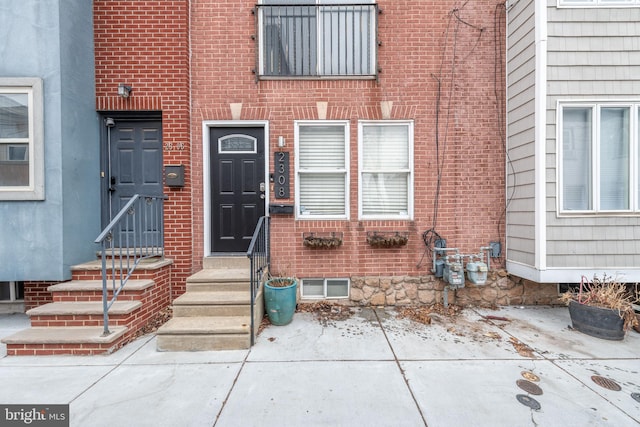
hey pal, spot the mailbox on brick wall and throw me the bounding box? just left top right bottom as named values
left=164, top=165, right=185, bottom=187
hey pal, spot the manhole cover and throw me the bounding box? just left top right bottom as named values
left=631, top=392, right=640, bottom=403
left=591, top=375, right=621, bottom=391
left=521, top=371, right=540, bottom=382
left=517, top=379, right=543, bottom=395
left=516, top=394, right=541, bottom=410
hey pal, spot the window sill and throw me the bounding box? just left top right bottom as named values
left=257, top=75, right=377, bottom=81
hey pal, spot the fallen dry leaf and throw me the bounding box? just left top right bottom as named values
left=509, top=337, right=535, bottom=358
left=397, top=304, right=463, bottom=326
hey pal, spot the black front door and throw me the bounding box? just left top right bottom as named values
left=210, top=127, right=266, bottom=252
left=102, top=117, right=164, bottom=226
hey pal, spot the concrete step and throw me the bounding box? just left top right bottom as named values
left=172, top=291, right=251, bottom=317
left=27, top=301, right=142, bottom=316
left=185, top=268, right=250, bottom=292
left=156, top=316, right=251, bottom=351
left=71, top=258, right=173, bottom=272
left=186, top=268, right=250, bottom=283
left=202, top=256, right=250, bottom=270
left=47, top=279, right=155, bottom=302
left=186, top=282, right=248, bottom=293
left=48, top=279, right=155, bottom=293
left=2, top=326, right=128, bottom=356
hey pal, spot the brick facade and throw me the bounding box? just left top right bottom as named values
left=191, top=1, right=509, bottom=285
left=94, top=0, right=191, bottom=299
left=18, top=2, right=553, bottom=316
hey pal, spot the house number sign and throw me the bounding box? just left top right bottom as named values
left=274, top=152, right=289, bottom=199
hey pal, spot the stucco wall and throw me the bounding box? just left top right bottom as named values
left=0, top=0, right=99, bottom=281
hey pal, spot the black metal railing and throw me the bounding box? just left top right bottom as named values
left=94, top=194, right=166, bottom=336
left=246, top=216, right=270, bottom=345
left=255, top=3, right=378, bottom=78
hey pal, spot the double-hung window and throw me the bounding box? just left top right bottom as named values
left=559, top=103, right=640, bottom=213
left=296, top=121, right=349, bottom=218
left=257, top=1, right=377, bottom=78
left=358, top=121, right=413, bottom=219
left=0, top=78, right=44, bottom=200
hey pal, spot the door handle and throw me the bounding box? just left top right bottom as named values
left=259, top=182, right=265, bottom=192
left=109, top=176, right=116, bottom=193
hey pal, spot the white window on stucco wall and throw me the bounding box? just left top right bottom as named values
left=295, top=121, right=349, bottom=219
left=358, top=121, right=414, bottom=220
left=0, top=78, right=44, bottom=200
left=559, top=103, right=640, bottom=213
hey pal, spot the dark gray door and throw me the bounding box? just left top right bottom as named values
left=210, top=127, right=265, bottom=252
left=102, top=118, right=163, bottom=226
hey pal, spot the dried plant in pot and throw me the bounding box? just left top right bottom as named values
left=303, top=232, right=343, bottom=249
left=366, top=231, right=409, bottom=248
left=560, top=274, right=638, bottom=340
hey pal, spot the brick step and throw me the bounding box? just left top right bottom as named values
left=172, top=291, right=251, bottom=317
left=70, top=259, right=173, bottom=281
left=27, top=301, right=142, bottom=327
left=156, top=316, right=251, bottom=351
left=2, top=326, right=128, bottom=356
left=48, top=279, right=155, bottom=302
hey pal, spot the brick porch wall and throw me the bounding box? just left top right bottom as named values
left=23, top=282, right=55, bottom=310
left=94, top=1, right=191, bottom=299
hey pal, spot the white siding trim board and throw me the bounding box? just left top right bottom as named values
left=507, top=260, right=640, bottom=283
left=534, top=0, right=548, bottom=271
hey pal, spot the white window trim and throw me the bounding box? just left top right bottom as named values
left=557, top=101, right=640, bottom=215
left=357, top=120, right=414, bottom=220
left=558, top=0, right=640, bottom=7
left=0, top=77, right=44, bottom=200
left=295, top=120, right=350, bottom=220
left=300, top=278, right=350, bottom=299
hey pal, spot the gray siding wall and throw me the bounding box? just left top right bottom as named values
left=506, top=0, right=537, bottom=267
left=0, top=0, right=99, bottom=281
left=546, top=2, right=640, bottom=269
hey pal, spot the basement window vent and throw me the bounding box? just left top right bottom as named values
left=0, top=281, right=24, bottom=301
left=301, top=278, right=350, bottom=299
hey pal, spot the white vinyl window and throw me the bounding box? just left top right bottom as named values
left=0, top=78, right=44, bottom=200
left=0, top=281, right=24, bottom=301
left=558, top=0, right=640, bottom=7
left=295, top=121, right=349, bottom=218
left=559, top=103, right=640, bottom=213
left=301, top=278, right=350, bottom=299
left=358, top=121, right=413, bottom=219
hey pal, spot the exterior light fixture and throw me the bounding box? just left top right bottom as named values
left=118, top=84, right=132, bottom=98
left=278, top=136, right=285, bottom=147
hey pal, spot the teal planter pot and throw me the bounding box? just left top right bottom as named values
left=264, top=278, right=297, bottom=326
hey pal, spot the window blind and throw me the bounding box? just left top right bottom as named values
left=298, top=124, right=347, bottom=216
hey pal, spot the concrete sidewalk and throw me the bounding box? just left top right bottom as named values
left=1, top=305, right=639, bottom=426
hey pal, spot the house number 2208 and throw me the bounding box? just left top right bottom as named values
left=274, top=152, right=289, bottom=199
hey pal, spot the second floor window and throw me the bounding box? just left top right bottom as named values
left=258, top=1, right=377, bottom=78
